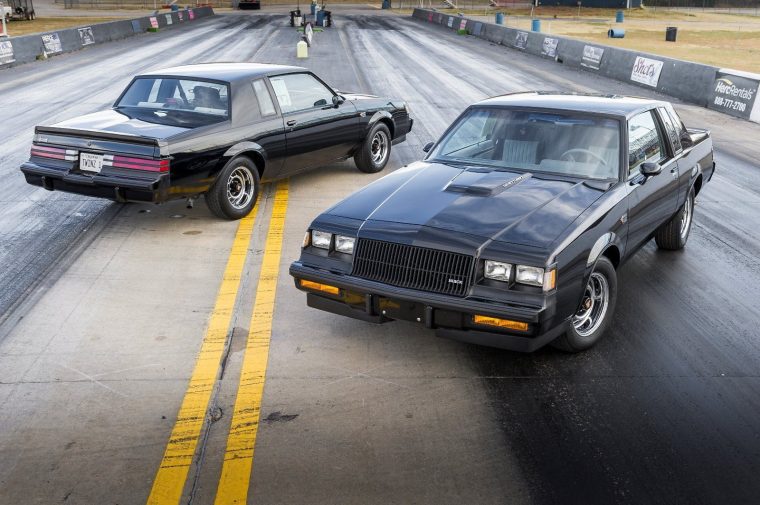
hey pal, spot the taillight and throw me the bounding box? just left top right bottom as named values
left=104, top=155, right=170, bottom=172
left=30, top=144, right=79, bottom=162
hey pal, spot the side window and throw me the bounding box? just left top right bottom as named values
left=657, top=107, right=682, bottom=156
left=628, top=111, right=665, bottom=175
left=252, top=79, right=276, bottom=117
left=268, top=73, right=334, bottom=114
left=666, top=104, right=690, bottom=147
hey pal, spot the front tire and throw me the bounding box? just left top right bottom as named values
left=205, top=157, right=260, bottom=220
left=552, top=257, right=617, bottom=352
left=655, top=187, right=694, bottom=250
left=354, top=122, right=391, bottom=174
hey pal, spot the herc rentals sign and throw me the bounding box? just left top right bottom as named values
left=708, top=70, right=760, bottom=122
left=630, top=56, right=663, bottom=87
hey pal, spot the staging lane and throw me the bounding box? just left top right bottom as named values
left=0, top=9, right=759, bottom=504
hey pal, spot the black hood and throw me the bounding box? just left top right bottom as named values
left=326, top=161, right=606, bottom=248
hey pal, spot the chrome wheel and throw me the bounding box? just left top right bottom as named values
left=226, top=166, right=255, bottom=210
left=370, top=130, right=389, bottom=165
left=572, top=272, right=610, bottom=337
left=680, top=193, right=693, bottom=241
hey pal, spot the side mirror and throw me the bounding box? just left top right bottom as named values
left=332, top=95, right=344, bottom=107
left=423, top=142, right=434, bottom=153
left=640, top=162, right=662, bottom=177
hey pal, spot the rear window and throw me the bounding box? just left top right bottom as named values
left=116, top=77, right=230, bottom=127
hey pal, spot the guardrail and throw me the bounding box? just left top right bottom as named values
left=411, top=8, right=760, bottom=124
left=0, top=6, right=214, bottom=69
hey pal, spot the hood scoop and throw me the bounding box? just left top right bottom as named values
left=444, top=169, right=532, bottom=197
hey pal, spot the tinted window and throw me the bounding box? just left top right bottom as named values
left=269, top=73, right=334, bottom=114
left=657, top=107, right=682, bottom=155
left=628, top=111, right=665, bottom=175
left=430, top=107, right=620, bottom=180
left=116, top=77, right=229, bottom=127
left=252, top=79, right=276, bottom=116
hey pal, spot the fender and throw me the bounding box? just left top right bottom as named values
left=366, top=110, right=394, bottom=136
left=223, top=141, right=267, bottom=160
left=587, top=232, right=617, bottom=267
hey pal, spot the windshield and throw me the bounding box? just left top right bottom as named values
left=115, top=77, right=230, bottom=127
left=429, top=107, right=621, bottom=180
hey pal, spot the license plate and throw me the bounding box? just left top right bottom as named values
left=79, top=152, right=103, bottom=174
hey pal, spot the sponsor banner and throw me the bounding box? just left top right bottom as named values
left=514, top=31, right=528, bottom=50
left=41, top=33, right=63, bottom=54
left=447, top=16, right=453, bottom=28
left=459, top=19, right=466, bottom=31
left=472, top=22, right=483, bottom=36
left=428, top=12, right=433, bottom=22
left=78, top=26, right=95, bottom=46
left=150, top=16, right=159, bottom=28
left=0, top=40, right=15, bottom=65
left=188, top=9, right=195, bottom=20
left=304, top=22, right=313, bottom=46
left=165, top=13, right=173, bottom=25
left=630, top=56, right=664, bottom=87
left=178, top=11, right=184, bottom=21
left=708, top=70, right=760, bottom=121
left=581, top=45, right=604, bottom=70
left=541, top=37, right=558, bottom=58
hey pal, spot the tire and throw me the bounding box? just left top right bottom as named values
left=354, top=122, right=391, bottom=174
left=655, top=187, right=694, bottom=251
left=551, top=257, right=617, bottom=353
left=205, top=157, right=260, bottom=220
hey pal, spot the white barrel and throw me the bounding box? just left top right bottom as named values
left=296, top=40, right=308, bottom=58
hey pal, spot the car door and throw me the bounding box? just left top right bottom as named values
left=268, top=72, right=360, bottom=176
left=625, top=109, right=679, bottom=250
left=660, top=105, right=699, bottom=206
left=247, top=78, right=287, bottom=178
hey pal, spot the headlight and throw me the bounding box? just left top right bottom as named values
left=311, top=230, right=332, bottom=250
left=484, top=260, right=512, bottom=282
left=516, top=265, right=545, bottom=287
left=335, top=235, right=356, bottom=254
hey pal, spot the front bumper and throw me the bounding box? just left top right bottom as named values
left=290, top=261, right=568, bottom=352
left=21, top=161, right=170, bottom=203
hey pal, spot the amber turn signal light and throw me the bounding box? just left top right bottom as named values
left=472, top=315, right=529, bottom=332
left=299, top=279, right=340, bottom=296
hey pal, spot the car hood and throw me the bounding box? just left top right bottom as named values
left=49, top=109, right=191, bottom=140
left=326, top=161, right=607, bottom=248
left=340, top=91, right=380, bottom=101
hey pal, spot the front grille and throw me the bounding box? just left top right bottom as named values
left=352, top=239, right=474, bottom=297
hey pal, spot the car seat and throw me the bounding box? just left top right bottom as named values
left=193, top=86, right=225, bottom=110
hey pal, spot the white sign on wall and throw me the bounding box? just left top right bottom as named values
left=165, top=14, right=173, bottom=25
left=0, top=40, right=14, bottom=65
left=630, top=56, right=664, bottom=87
left=41, top=33, right=63, bottom=54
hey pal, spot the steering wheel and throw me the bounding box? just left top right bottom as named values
left=560, top=148, right=607, bottom=166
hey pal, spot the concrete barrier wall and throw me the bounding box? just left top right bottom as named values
left=0, top=7, right=214, bottom=70
left=411, top=8, right=760, bottom=124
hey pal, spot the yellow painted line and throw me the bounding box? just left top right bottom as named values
left=146, top=199, right=261, bottom=505
left=214, top=179, right=289, bottom=505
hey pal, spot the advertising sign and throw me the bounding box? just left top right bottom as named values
left=581, top=45, right=604, bottom=70
left=459, top=19, right=467, bottom=31
left=541, top=37, right=558, bottom=58
left=447, top=16, right=453, bottom=28
left=41, top=33, right=63, bottom=54
left=708, top=70, right=760, bottom=121
left=428, top=12, right=433, bottom=22
left=78, top=27, right=95, bottom=46
left=0, top=40, right=14, bottom=65
left=150, top=17, right=159, bottom=28
left=514, top=31, right=528, bottom=50
left=165, top=13, right=173, bottom=25
left=304, top=22, right=313, bottom=46
left=188, top=9, right=195, bottom=20
left=630, top=56, right=664, bottom=87
left=472, top=22, right=483, bottom=36
left=178, top=11, right=184, bottom=21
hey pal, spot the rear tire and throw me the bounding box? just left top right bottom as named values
left=551, top=257, right=617, bottom=353
left=655, top=187, right=694, bottom=251
left=205, top=157, right=260, bottom=220
left=354, top=122, right=391, bottom=174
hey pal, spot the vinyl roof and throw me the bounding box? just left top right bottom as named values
left=139, top=62, right=307, bottom=82
left=477, top=92, right=668, bottom=117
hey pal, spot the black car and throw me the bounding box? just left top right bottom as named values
left=21, top=63, right=413, bottom=219
left=290, top=93, right=714, bottom=352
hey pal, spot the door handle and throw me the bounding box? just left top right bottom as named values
left=286, top=119, right=297, bottom=127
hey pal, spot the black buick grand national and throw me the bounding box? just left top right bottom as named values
left=21, top=63, right=412, bottom=219
left=290, top=93, right=714, bottom=352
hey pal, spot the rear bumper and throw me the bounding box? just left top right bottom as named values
left=290, top=261, right=567, bottom=352
left=21, top=161, right=170, bottom=203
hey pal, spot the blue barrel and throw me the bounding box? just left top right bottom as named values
left=316, top=9, right=325, bottom=24
left=615, top=10, right=624, bottom=23
left=310, top=3, right=316, bottom=15
left=607, top=28, right=625, bottom=38
left=531, top=19, right=541, bottom=32
left=170, top=3, right=178, bottom=11
left=381, top=0, right=390, bottom=8
left=495, top=12, right=504, bottom=25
